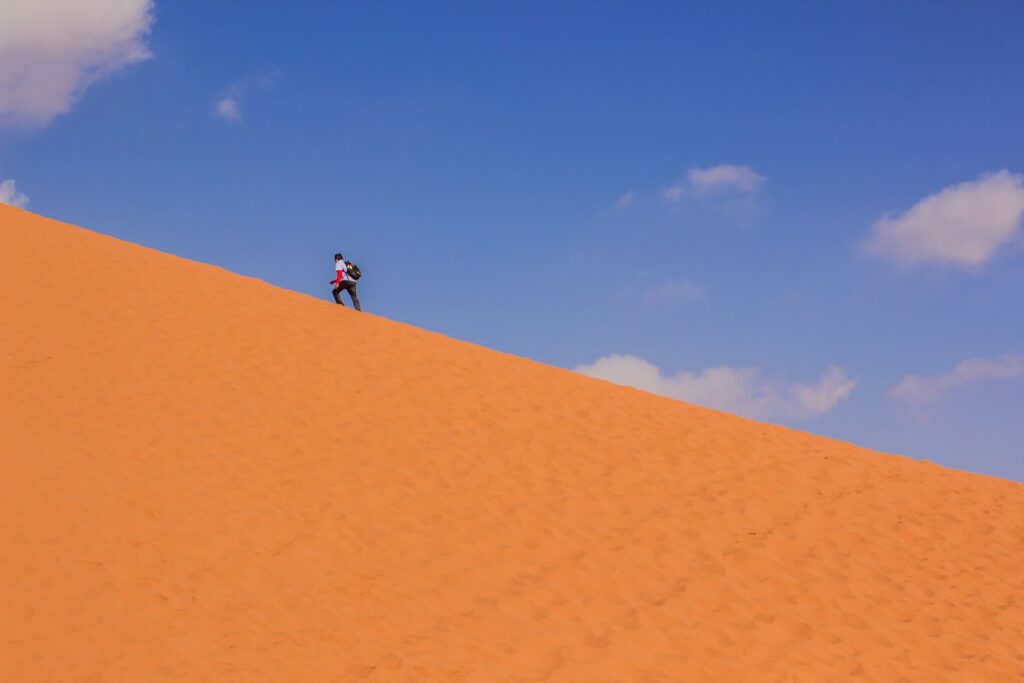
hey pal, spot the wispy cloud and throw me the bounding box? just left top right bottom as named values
left=642, top=280, right=707, bottom=306
left=214, top=70, right=280, bottom=123
left=890, top=354, right=1024, bottom=419
left=661, top=163, right=765, bottom=203
left=575, top=354, right=855, bottom=422
left=688, top=164, right=765, bottom=195
left=0, top=0, right=154, bottom=127
left=661, top=185, right=685, bottom=203
left=615, top=190, right=636, bottom=208
left=865, top=171, right=1024, bottom=269
left=215, top=97, right=241, bottom=122
left=0, top=179, right=29, bottom=208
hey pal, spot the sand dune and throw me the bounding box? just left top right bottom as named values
left=2, top=204, right=1022, bottom=682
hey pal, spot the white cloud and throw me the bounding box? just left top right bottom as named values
left=792, top=365, right=858, bottom=417
left=0, top=179, right=29, bottom=208
left=643, top=280, right=707, bottom=306
left=661, top=185, right=685, bottom=203
left=215, top=96, right=241, bottom=122
left=866, top=171, right=1024, bottom=268
left=688, top=164, right=764, bottom=195
left=660, top=164, right=764, bottom=203
left=615, top=190, right=635, bottom=208
left=213, top=70, right=280, bottom=122
left=890, top=354, right=1024, bottom=409
left=575, top=354, right=856, bottom=421
left=0, top=0, right=154, bottom=127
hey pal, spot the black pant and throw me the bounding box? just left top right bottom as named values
left=332, top=281, right=361, bottom=310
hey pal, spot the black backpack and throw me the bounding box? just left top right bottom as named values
left=345, top=260, right=362, bottom=281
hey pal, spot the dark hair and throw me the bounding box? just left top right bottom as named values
left=334, top=253, right=343, bottom=260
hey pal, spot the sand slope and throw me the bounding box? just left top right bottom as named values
left=2, top=204, right=1022, bottom=682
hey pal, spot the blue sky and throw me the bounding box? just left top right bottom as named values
left=2, top=1, right=1022, bottom=480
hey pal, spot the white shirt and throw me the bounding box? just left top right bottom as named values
left=335, top=260, right=348, bottom=281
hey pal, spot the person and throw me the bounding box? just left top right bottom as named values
left=330, top=253, right=361, bottom=310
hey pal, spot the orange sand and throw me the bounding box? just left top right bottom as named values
left=2, top=204, right=1022, bottom=682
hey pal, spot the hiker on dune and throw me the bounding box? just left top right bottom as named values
left=330, top=253, right=362, bottom=311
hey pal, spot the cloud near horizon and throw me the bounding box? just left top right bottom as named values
left=0, top=0, right=154, bottom=127
left=0, top=179, right=30, bottom=208
left=575, top=354, right=856, bottom=421
left=890, top=354, right=1024, bottom=412
left=866, top=171, right=1024, bottom=269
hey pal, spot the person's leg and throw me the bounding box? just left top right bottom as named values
left=347, top=282, right=362, bottom=311
left=332, top=285, right=346, bottom=305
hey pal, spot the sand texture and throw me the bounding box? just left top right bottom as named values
left=2, top=204, right=1023, bottom=682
